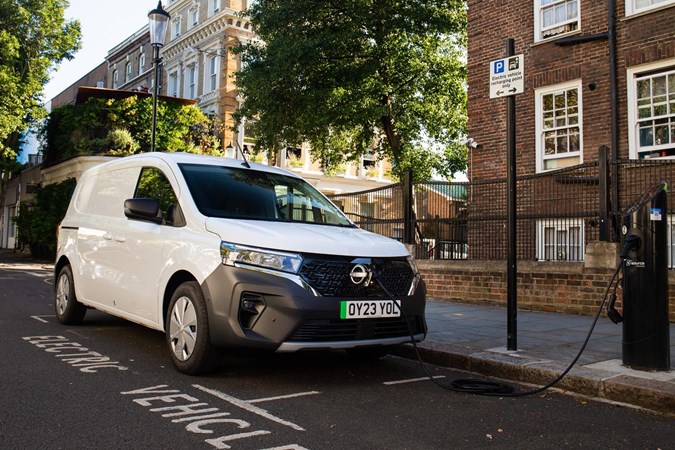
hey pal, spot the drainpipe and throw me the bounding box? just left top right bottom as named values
left=555, top=0, right=619, bottom=241
left=608, top=0, right=619, bottom=242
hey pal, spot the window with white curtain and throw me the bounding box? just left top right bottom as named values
left=534, top=0, right=579, bottom=42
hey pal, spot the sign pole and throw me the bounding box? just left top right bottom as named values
left=489, top=41, right=523, bottom=351
left=505, top=38, right=517, bottom=351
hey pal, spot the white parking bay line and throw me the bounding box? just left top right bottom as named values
left=193, top=384, right=306, bottom=432
left=383, top=376, right=446, bottom=385
left=261, top=446, right=310, bottom=450
left=246, top=391, right=320, bottom=404
left=30, top=315, right=52, bottom=323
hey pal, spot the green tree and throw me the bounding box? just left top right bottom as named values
left=233, top=0, right=467, bottom=180
left=0, top=0, right=81, bottom=160
left=41, top=96, right=223, bottom=164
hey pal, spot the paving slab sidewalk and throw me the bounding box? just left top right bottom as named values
left=392, top=301, right=675, bottom=417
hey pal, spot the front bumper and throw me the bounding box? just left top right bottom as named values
left=200, top=264, right=427, bottom=352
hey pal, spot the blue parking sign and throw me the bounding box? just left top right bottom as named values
left=494, top=59, right=505, bottom=74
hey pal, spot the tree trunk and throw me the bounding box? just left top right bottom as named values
left=380, top=95, right=402, bottom=167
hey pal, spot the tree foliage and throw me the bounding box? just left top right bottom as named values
left=0, top=0, right=81, bottom=160
left=41, top=96, right=223, bottom=165
left=233, top=0, right=468, bottom=180
left=14, top=177, right=76, bottom=258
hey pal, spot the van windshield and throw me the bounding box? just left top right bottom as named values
left=179, top=163, right=354, bottom=226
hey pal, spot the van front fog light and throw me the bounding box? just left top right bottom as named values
left=221, top=242, right=303, bottom=274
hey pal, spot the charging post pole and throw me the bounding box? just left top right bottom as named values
left=490, top=39, right=524, bottom=350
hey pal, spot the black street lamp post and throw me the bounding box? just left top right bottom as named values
left=148, top=1, right=170, bottom=153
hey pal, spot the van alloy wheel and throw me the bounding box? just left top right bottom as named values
left=168, top=296, right=198, bottom=361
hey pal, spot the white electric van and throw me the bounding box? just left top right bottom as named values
left=55, top=152, right=426, bottom=374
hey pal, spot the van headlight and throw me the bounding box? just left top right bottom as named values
left=220, top=242, right=303, bottom=274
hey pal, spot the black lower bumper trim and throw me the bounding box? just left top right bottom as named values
left=288, top=315, right=424, bottom=342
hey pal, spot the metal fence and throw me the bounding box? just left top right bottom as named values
left=327, top=158, right=675, bottom=262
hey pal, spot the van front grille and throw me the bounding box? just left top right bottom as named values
left=298, top=257, right=414, bottom=298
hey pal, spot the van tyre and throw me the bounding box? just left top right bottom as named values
left=166, top=281, right=215, bottom=375
left=55, top=265, right=87, bottom=325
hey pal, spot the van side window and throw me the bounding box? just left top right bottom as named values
left=134, top=167, right=179, bottom=224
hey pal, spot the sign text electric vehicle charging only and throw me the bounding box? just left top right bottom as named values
left=489, top=54, right=524, bottom=99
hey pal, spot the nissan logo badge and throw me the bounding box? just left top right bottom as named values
left=349, top=264, right=372, bottom=286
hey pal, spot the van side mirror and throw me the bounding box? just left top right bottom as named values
left=124, top=198, right=163, bottom=224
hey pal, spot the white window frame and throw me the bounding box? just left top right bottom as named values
left=185, top=64, right=197, bottom=99
left=125, top=62, right=132, bottom=83
left=138, top=52, right=145, bottom=76
left=189, top=7, right=199, bottom=28
left=627, top=58, right=675, bottom=160
left=210, top=0, right=221, bottom=16
left=534, top=0, right=580, bottom=43
left=242, top=118, right=257, bottom=148
left=205, top=55, right=219, bottom=92
left=668, top=215, right=675, bottom=268
left=626, top=0, right=675, bottom=16
left=168, top=71, right=179, bottom=97
left=537, top=219, right=585, bottom=261
left=8, top=206, right=16, bottom=239
left=361, top=153, right=379, bottom=178
left=171, top=18, right=181, bottom=39
left=112, top=69, right=119, bottom=89
left=535, top=80, right=583, bottom=172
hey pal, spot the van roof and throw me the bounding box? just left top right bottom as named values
left=98, top=152, right=302, bottom=179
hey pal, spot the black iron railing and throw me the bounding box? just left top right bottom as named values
left=327, top=158, right=675, bottom=262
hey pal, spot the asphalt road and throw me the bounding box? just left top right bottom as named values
left=1, top=260, right=673, bottom=449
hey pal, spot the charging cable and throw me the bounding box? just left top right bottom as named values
left=374, top=259, right=624, bottom=397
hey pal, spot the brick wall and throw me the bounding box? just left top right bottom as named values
left=417, top=259, right=675, bottom=322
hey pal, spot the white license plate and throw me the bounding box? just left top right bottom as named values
left=340, top=300, right=401, bottom=319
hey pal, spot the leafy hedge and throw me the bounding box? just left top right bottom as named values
left=40, top=96, right=223, bottom=165
left=14, top=178, right=76, bottom=259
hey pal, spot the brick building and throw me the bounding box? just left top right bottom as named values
left=408, top=0, right=675, bottom=318
left=466, top=0, right=675, bottom=261
left=468, top=0, right=675, bottom=177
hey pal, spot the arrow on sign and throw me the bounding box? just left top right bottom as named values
left=509, top=88, right=517, bottom=93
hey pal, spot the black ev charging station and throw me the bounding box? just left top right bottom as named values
left=621, top=181, right=671, bottom=371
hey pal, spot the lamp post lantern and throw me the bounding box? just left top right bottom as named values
left=148, top=1, right=170, bottom=153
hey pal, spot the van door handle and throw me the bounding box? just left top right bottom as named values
left=103, top=232, right=113, bottom=240
left=114, top=235, right=126, bottom=243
